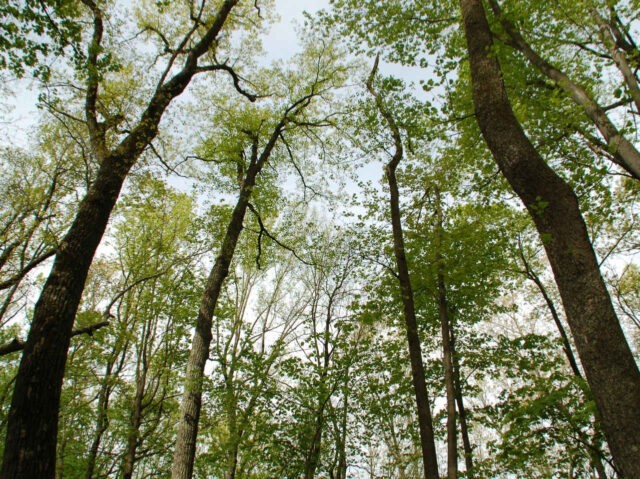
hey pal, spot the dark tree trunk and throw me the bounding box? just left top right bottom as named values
left=458, top=0, right=640, bottom=476
left=121, top=370, right=146, bottom=479
left=451, top=329, right=474, bottom=477
left=434, top=188, right=457, bottom=479
left=0, top=3, right=239, bottom=478
left=304, top=413, right=325, bottom=479
left=84, top=357, right=117, bottom=479
left=366, top=58, right=440, bottom=479
left=335, top=384, right=349, bottom=479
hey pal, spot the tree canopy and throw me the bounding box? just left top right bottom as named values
left=1, top=0, right=639, bottom=478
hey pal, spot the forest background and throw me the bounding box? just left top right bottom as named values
left=0, top=0, right=639, bottom=478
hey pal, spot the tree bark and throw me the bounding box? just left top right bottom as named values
left=458, top=0, right=640, bottom=476
left=434, top=188, right=457, bottom=479
left=450, top=329, right=474, bottom=477
left=0, top=3, right=239, bottom=478
left=304, top=412, right=325, bottom=479
left=335, top=381, right=349, bottom=479
left=171, top=124, right=285, bottom=479
left=120, top=371, right=146, bottom=479
left=366, top=57, right=440, bottom=479
left=84, top=357, right=117, bottom=479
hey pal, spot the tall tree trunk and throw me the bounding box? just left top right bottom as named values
left=0, top=4, right=239, bottom=478
left=434, top=188, right=457, bottom=479
left=450, top=329, right=474, bottom=477
left=172, top=127, right=283, bottom=479
left=366, top=57, right=440, bottom=479
left=458, top=1, right=640, bottom=476
left=121, top=370, right=146, bottom=479
left=85, top=358, right=117, bottom=479
left=304, top=413, right=325, bottom=479
left=336, top=382, right=349, bottom=479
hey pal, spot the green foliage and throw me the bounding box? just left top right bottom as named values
left=0, top=0, right=82, bottom=79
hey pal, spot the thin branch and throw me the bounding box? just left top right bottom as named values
left=246, top=203, right=312, bottom=268
left=0, top=321, right=109, bottom=357
left=195, top=63, right=259, bottom=101
left=0, top=248, right=57, bottom=291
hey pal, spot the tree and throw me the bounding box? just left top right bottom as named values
left=458, top=0, right=640, bottom=474
left=0, top=1, right=266, bottom=476
left=172, top=38, right=350, bottom=478
left=366, top=56, right=440, bottom=479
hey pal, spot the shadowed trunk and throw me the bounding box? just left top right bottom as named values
left=450, top=329, right=474, bottom=477
left=459, top=0, right=640, bottom=476
left=434, top=188, right=457, bottom=479
left=84, top=353, right=121, bottom=479
left=366, top=57, right=440, bottom=479
left=304, top=412, right=325, bottom=479
left=0, top=3, right=239, bottom=477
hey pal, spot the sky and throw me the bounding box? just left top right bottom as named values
left=0, top=0, right=431, bottom=148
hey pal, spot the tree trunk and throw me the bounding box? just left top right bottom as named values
left=304, top=413, right=325, bottom=479
left=366, top=58, right=440, bottom=479
left=434, top=188, right=457, bottom=479
left=121, top=371, right=146, bottom=479
left=0, top=4, right=239, bottom=477
left=84, top=359, right=116, bottom=479
left=450, top=329, right=474, bottom=477
left=336, top=383, right=349, bottom=479
left=172, top=128, right=283, bottom=479
left=458, top=0, right=640, bottom=476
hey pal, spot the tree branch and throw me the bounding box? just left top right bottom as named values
left=0, top=321, right=109, bottom=357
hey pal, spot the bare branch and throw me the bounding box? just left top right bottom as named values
left=246, top=203, right=313, bottom=268
left=0, top=321, right=109, bottom=357
left=195, top=63, right=259, bottom=101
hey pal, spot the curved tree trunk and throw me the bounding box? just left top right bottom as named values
left=459, top=0, right=640, bottom=476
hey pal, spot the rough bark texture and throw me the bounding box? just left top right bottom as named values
left=434, top=189, right=457, bottom=479
left=0, top=3, right=239, bottom=478
left=459, top=0, right=640, bottom=476
left=366, top=58, right=440, bottom=479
